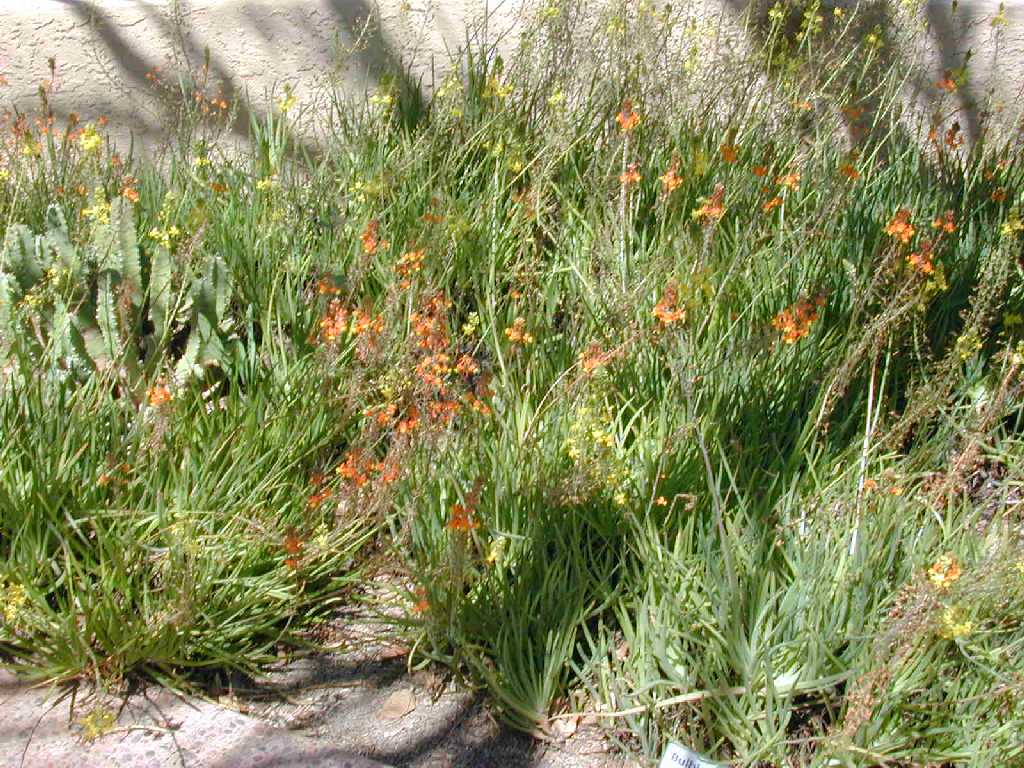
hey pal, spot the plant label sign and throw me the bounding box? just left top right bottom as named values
left=658, top=742, right=718, bottom=768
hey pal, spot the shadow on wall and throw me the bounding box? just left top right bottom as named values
left=50, top=0, right=431, bottom=155
left=10, top=0, right=1017, bottom=153
left=715, top=0, right=994, bottom=145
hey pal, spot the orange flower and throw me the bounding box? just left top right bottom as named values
left=428, top=398, right=461, bottom=424
left=210, top=182, right=228, bottom=194
left=842, top=104, right=865, bottom=121
left=147, top=382, right=173, bottom=406
left=927, top=554, right=962, bottom=589
left=580, top=343, right=617, bottom=373
left=771, top=296, right=823, bottom=344
left=376, top=459, right=401, bottom=486
left=395, top=249, right=426, bottom=287
left=992, top=188, right=1007, bottom=203
left=931, top=210, right=956, bottom=233
left=337, top=449, right=371, bottom=487
left=719, top=143, right=738, bottom=164
left=945, top=122, right=964, bottom=150
left=397, top=405, right=421, bottom=435
left=464, top=392, right=492, bottom=416
left=317, top=277, right=341, bottom=295
left=884, top=209, right=916, bottom=244
left=411, top=293, right=452, bottom=353
left=416, top=353, right=452, bottom=389
left=659, top=161, right=683, bottom=194
left=121, top=184, right=140, bottom=203
left=693, top=183, right=726, bottom=221
left=777, top=171, right=801, bottom=191
left=752, top=165, right=769, bottom=178
left=907, top=240, right=935, bottom=275
left=448, top=502, right=478, bottom=532
left=762, top=196, right=783, bottom=214
left=421, top=212, right=445, bottom=224
left=455, top=354, right=480, bottom=376
left=317, top=300, right=349, bottom=343
left=307, top=488, right=332, bottom=509
left=504, top=317, right=535, bottom=345
left=615, top=99, right=640, bottom=133
left=395, top=248, right=425, bottom=275
left=283, top=530, right=304, bottom=556
left=653, top=283, right=686, bottom=326
left=364, top=401, right=399, bottom=427
left=413, top=588, right=430, bottom=614
left=654, top=496, right=668, bottom=507
left=283, top=529, right=304, bottom=570
left=614, top=163, right=638, bottom=188
left=350, top=307, right=384, bottom=337
left=360, top=218, right=389, bottom=255
left=936, top=70, right=957, bottom=93
left=619, top=162, right=641, bottom=186
left=839, top=163, right=860, bottom=181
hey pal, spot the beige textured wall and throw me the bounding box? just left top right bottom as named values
left=0, top=1, right=1022, bottom=153
left=0, top=0, right=527, bottom=152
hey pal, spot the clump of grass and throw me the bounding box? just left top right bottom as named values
left=3, top=0, right=1024, bottom=763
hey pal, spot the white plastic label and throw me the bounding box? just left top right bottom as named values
left=658, top=742, right=718, bottom=768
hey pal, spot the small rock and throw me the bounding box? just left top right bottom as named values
left=377, top=688, right=416, bottom=721
left=550, top=713, right=580, bottom=740
left=378, top=644, right=409, bottom=660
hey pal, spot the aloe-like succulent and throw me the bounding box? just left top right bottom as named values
left=0, top=200, right=238, bottom=394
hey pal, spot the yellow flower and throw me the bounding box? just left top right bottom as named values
left=927, top=553, right=962, bottom=589
left=256, top=176, right=277, bottom=191
left=1001, top=212, right=1024, bottom=238
left=82, top=189, right=112, bottom=225
left=938, top=606, right=973, bottom=640
left=148, top=225, right=181, bottom=251
left=956, top=330, right=983, bottom=361
left=1, top=581, right=27, bottom=625
left=78, top=707, right=117, bottom=742
left=486, top=538, right=506, bottom=566
left=484, top=75, right=512, bottom=101
left=78, top=125, right=102, bottom=154
left=277, top=90, right=297, bottom=113
left=613, top=490, right=627, bottom=506
left=461, top=312, right=480, bottom=336
left=369, top=87, right=394, bottom=108
left=79, top=124, right=103, bottom=154
left=0, top=168, right=9, bottom=182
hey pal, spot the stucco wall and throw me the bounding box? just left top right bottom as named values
left=0, top=1, right=1022, bottom=153
left=0, top=0, right=526, bottom=152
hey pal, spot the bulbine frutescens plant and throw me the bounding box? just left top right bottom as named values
left=0, top=198, right=237, bottom=393
left=2, top=0, right=1024, bottom=762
